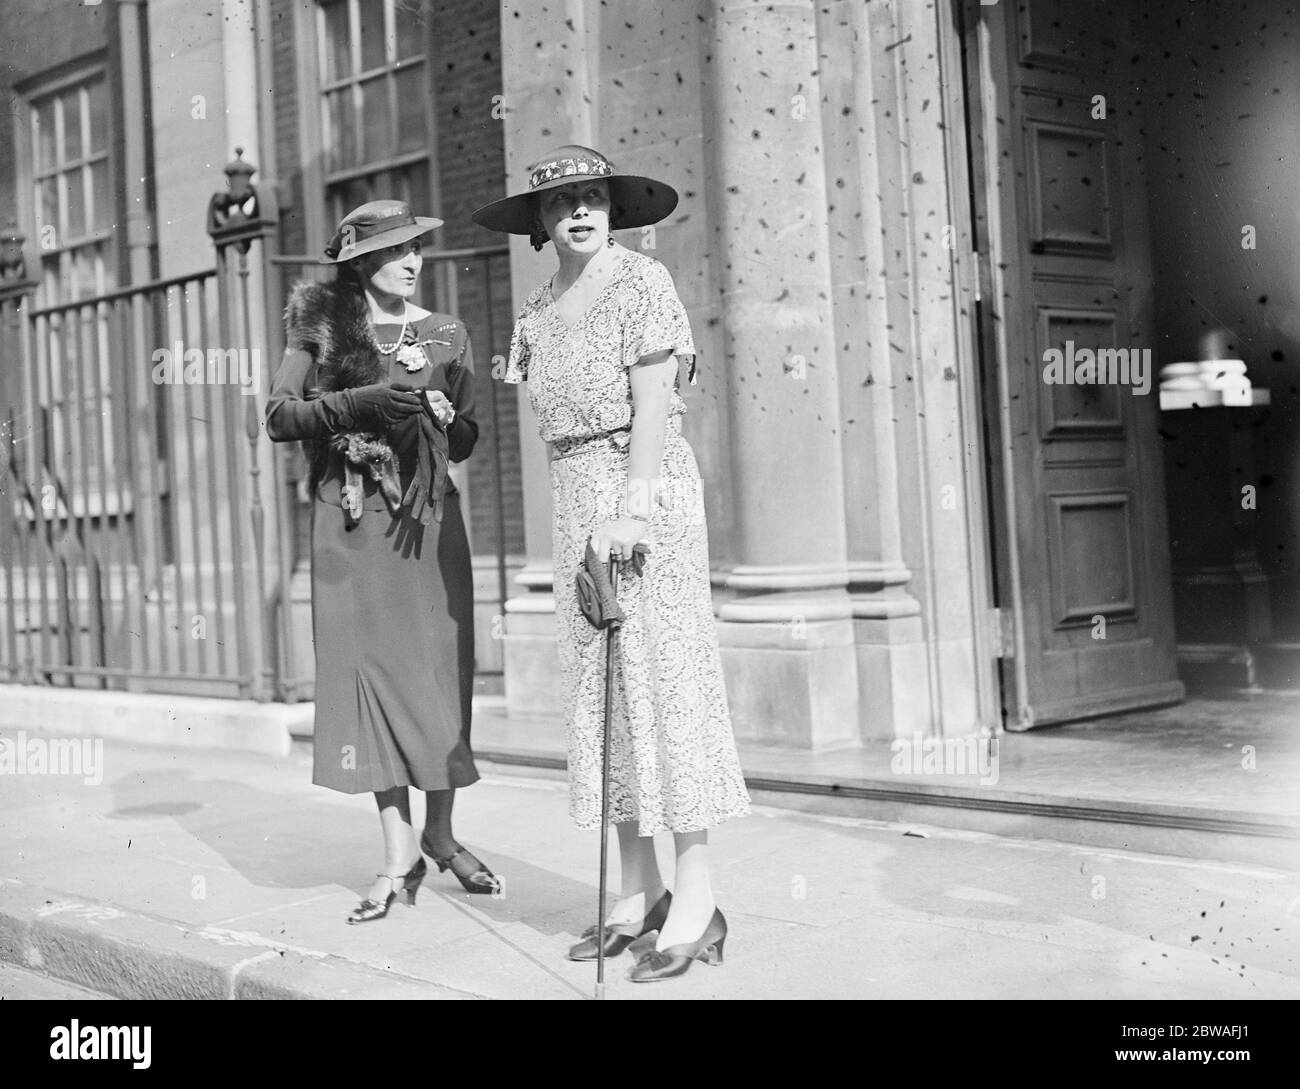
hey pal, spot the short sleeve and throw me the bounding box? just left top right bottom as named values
left=502, top=315, right=528, bottom=384
left=622, top=259, right=697, bottom=377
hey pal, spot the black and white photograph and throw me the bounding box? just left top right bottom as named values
left=0, top=0, right=1295, bottom=1049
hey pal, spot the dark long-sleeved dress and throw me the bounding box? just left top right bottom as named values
left=266, top=310, right=480, bottom=794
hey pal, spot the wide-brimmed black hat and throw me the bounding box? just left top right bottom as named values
left=321, top=199, right=443, bottom=264
left=471, top=145, right=678, bottom=235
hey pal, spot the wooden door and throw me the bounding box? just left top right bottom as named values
left=972, top=0, right=1183, bottom=728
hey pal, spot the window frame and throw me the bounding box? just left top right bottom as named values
left=17, top=57, right=119, bottom=306
left=310, top=0, right=441, bottom=239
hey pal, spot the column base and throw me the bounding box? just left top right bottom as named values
left=853, top=614, right=931, bottom=741
left=502, top=594, right=563, bottom=718
left=284, top=567, right=314, bottom=701
left=717, top=617, right=860, bottom=751
left=472, top=556, right=524, bottom=675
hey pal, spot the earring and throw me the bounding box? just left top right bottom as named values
left=607, top=236, right=615, bottom=247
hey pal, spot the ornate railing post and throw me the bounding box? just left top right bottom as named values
left=207, top=149, right=284, bottom=700
left=0, top=220, right=38, bottom=687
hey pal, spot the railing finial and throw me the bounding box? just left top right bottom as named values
left=0, top=217, right=28, bottom=285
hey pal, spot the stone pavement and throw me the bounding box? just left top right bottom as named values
left=1, top=731, right=1297, bottom=1000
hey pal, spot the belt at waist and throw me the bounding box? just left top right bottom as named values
left=551, top=427, right=632, bottom=461
left=549, top=417, right=687, bottom=461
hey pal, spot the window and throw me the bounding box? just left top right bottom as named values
left=22, top=66, right=121, bottom=513
left=29, top=70, right=116, bottom=303
left=318, top=0, right=434, bottom=230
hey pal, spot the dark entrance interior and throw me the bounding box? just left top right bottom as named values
left=961, top=0, right=1300, bottom=728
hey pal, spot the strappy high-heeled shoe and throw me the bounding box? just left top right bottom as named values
left=346, top=857, right=427, bottom=925
left=566, top=889, right=672, bottom=961
left=627, top=907, right=727, bottom=982
left=421, top=835, right=500, bottom=895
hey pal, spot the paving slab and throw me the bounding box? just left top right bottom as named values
left=1, top=730, right=1297, bottom=1000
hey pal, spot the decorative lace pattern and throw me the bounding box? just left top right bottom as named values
left=504, top=251, right=751, bottom=835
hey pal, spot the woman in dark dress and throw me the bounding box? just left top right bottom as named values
left=266, top=199, right=499, bottom=923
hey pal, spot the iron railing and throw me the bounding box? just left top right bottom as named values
left=0, top=270, right=265, bottom=696
left=0, top=243, right=522, bottom=700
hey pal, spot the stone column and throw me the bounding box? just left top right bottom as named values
left=815, top=0, right=930, bottom=739
left=817, top=0, right=996, bottom=739
left=497, top=0, right=598, bottom=716
left=701, top=0, right=859, bottom=749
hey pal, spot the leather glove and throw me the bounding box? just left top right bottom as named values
left=342, top=382, right=424, bottom=431
left=576, top=540, right=650, bottom=630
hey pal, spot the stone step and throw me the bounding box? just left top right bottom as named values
left=398, top=744, right=1300, bottom=871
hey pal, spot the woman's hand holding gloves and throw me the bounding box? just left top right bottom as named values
left=341, top=382, right=425, bottom=431
left=266, top=378, right=431, bottom=442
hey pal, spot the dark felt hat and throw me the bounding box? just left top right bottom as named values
left=321, top=199, right=443, bottom=264
left=471, top=145, right=678, bottom=235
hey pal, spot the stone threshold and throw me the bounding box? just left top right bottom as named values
left=461, top=747, right=1298, bottom=870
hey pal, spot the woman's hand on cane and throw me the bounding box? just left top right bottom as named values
left=591, top=518, right=648, bottom=563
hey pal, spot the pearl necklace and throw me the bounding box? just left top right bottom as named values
left=373, top=304, right=411, bottom=354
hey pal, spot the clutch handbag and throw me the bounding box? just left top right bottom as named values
left=576, top=541, right=649, bottom=630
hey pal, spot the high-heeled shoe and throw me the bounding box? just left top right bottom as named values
left=626, top=907, right=727, bottom=982
left=566, top=889, right=672, bottom=961
left=421, top=835, right=500, bottom=895
left=346, top=857, right=427, bottom=925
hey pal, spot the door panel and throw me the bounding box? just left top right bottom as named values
left=978, top=0, right=1183, bottom=727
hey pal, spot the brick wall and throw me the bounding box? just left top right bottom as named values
left=428, top=0, right=523, bottom=555
left=270, top=0, right=306, bottom=258
left=428, top=0, right=508, bottom=250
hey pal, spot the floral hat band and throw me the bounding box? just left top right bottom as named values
left=471, top=144, right=678, bottom=236
left=528, top=153, right=614, bottom=190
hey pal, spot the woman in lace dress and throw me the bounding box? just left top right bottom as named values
left=474, top=146, right=750, bottom=982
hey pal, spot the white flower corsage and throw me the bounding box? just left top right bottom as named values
left=396, top=342, right=428, bottom=373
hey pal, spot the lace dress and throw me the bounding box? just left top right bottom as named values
left=503, top=250, right=751, bottom=835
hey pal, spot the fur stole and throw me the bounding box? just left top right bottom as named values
left=283, top=279, right=448, bottom=526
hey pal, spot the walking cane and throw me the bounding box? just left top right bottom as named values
left=577, top=540, right=646, bottom=999
left=595, top=554, right=619, bottom=1001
